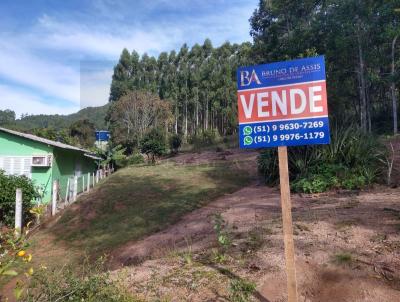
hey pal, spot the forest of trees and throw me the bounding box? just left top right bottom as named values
left=109, top=39, right=253, bottom=138
left=108, top=0, right=400, bottom=146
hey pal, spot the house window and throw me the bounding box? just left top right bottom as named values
left=0, top=156, right=32, bottom=178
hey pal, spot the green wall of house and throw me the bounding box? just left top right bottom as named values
left=0, top=131, right=97, bottom=204
left=0, top=132, right=52, bottom=155
left=0, top=131, right=54, bottom=203
left=52, top=148, right=97, bottom=200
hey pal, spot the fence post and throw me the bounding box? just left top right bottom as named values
left=87, top=172, right=90, bottom=192
left=15, top=189, right=22, bottom=236
left=96, top=170, right=99, bottom=183
left=52, top=180, right=58, bottom=216
left=73, top=176, right=78, bottom=202
left=65, top=178, right=69, bottom=204
left=82, top=176, right=85, bottom=194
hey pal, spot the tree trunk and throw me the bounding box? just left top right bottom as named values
left=392, top=35, right=398, bottom=135
left=174, top=102, right=178, bottom=134
left=184, top=80, right=188, bottom=138
left=357, top=29, right=367, bottom=132
left=196, top=89, right=199, bottom=133
left=366, top=90, right=371, bottom=133
left=205, top=92, right=209, bottom=130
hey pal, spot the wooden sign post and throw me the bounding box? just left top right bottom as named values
left=278, top=146, right=298, bottom=302
left=237, top=56, right=330, bottom=301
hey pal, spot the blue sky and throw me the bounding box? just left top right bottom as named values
left=0, top=0, right=258, bottom=118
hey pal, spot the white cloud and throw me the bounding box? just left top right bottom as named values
left=0, top=40, right=80, bottom=104
left=0, top=84, right=78, bottom=118
left=36, top=15, right=182, bottom=57
left=0, top=0, right=258, bottom=116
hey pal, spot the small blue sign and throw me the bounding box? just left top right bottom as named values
left=95, top=130, right=110, bottom=142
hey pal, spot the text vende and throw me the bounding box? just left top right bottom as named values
left=238, top=81, right=328, bottom=123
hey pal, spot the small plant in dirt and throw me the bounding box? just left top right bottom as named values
left=229, top=278, right=256, bottom=302
left=333, top=252, right=353, bottom=265
left=181, top=237, right=193, bottom=266
left=211, top=248, right=229, bottom=264
left=212, top=213, right=231, bottom=251
left=24, top=257, right=139, bottom=302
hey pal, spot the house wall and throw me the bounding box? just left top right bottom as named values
left=52, top=148, right=97, bottom=200
left=0, top=131, right=98, bottom=204
left=0, top=131, right=54, bottom=203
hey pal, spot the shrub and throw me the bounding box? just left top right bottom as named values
left=127, top=153, right=145, bottom=165
left=257, top=148, right=279, bottom=185
left=140, top=128, right=167, bottom=163
left=190, top=130, right=219, bottom=149
left=24, top=258, right=140, bottom=302
left=169, top=134, right=182, bottom=154
left=201, top=129, right=218, bottom=145
left=0, top=228, right=33, bottom=300
left=257, top=125, right=386, bottom=193
left=0, top=170, right=39, bottom=227
left=98, top=145, right=128, bottom=169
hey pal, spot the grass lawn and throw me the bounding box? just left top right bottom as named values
left=49, top=161, right=254, bottom=255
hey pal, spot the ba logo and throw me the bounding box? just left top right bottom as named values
left=240, top=69, right=261, bottom=87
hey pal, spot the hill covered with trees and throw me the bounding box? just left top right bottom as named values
left=0, top=104, right=110, bottom=149
left=6, top=104, right=110, bottom=131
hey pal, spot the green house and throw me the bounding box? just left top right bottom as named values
left=0, top=127, right=100, bottom=204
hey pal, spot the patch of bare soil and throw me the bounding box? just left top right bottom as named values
left=167, top=148, right=259, bottom=166
left=111, top=186, right=400, bottom=301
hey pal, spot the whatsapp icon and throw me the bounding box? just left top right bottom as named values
left=243, top=126, right=252, bottom=135
left=243, top=136, right=253, bottom=146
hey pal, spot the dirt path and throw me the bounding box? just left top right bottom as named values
left=110, top=184, right=400, bottom=301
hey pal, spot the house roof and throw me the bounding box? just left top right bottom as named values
left=0, top=127, right=101, bottom=160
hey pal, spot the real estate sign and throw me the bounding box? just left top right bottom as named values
left=237, top=56, right=329, bottom=148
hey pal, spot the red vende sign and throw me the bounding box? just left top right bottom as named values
left=238, top=81, right=328, bottom=123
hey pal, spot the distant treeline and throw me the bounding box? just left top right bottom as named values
left=0, top=105, right=110, bottom=149
left=3, top=105, right=110, bottom=131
